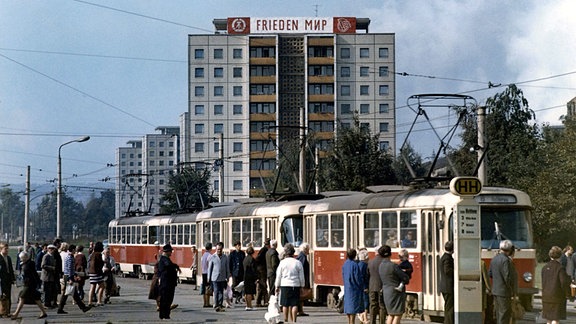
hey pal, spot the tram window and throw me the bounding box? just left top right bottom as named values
left=212, top=221, right=220, bottom=245
left=183, top=225, right=190, bottom=245
left=480, top=208, right=532, bottom=249
left=400, top=211, right=418, bottom=248
left=364, top=212, right=379, bottom=248
left=177, top=225, right=183, bottom=245
left=119, top=227, right=125, bottom=243
left=282, top=217, right=303, bottom=247
left=149, top=226, right=158, bottom=244
left=136, top=226, right=141, bottom=244
left=383, top=212, right=398, bottom=248
left=242, top=220, right=252, bottom=246
left=203, top=222, right=211, bottom=246
left=331, top=214, right=344, bottom=247
left=253, top=219, right=263, bottom=247
left=232, top=220, right=241, bottom=246
left=316, top=214, right=329, bottom=247
left=159, top=226, right=165, bottom=244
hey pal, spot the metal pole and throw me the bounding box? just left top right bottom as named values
left=477, top=106, right=486, bottom=185
left=219, top=133, right=224, bottom=202
left=24, top=166, right=30, bottom=245
left=299, top=108, right=306, bottom=192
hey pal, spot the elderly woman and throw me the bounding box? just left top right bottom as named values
left=357, top=248, right=370, bottom=324
left=10, top=251, right=47, bottom=320
left=379, top=245, right=409, bottom=324
left=343, top=248, right=365, bottom=324
left=243, top=246, right=257, bottom=310
left=275, top=243, right=305, bottom=323
left=542, top=246, right=571, bottom=324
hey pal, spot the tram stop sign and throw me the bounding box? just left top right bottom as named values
left=450, top=177, right=482, bottom=196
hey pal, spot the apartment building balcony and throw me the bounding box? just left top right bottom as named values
left=308, top=113, right=335, bottom=121
left=250, top=150, right=276, bottom=159
left=307, top=37, right=334, bottom=46
left=250, top=75, right=276, bottom=84
left=250, top=94, right=276, bottom=102
left=308, top=75, right=334, bottom=83
left=250, top=113, right=276, bottom=121
left=308, top=57, right=333, bottom=65
left=308, top=94, right=334, bottom=102
left=250, top=57, right=276, bottom=65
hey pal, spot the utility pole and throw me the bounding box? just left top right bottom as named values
left=299, top=108, right=306, bottom=193
left=477, top=106, right=487, bottom=185
left=24, top=166, right=30, bottom=245
left=219, top=133, right=224, bottom=202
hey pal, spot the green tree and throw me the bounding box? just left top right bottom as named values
left=318, top=116, right=396, bottom=191
left=82, top=190, right=115, bottom=240
left=160, top=167, right=214, bottom=213
left=34, top=193, right=57, bottom=241
left=450, top=85, right=541, bottom=187
left=394, top=142, right=428, bottom=185
left=0, top=188, right=25, bottom=243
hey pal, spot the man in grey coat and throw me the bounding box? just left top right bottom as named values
left=489, top=239, right=518, bottom=324
left=367, top=245, right=387, bottom=324
left=208, top=242, right=231, bottom=312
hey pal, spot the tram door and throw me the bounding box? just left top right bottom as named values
left=346, top=212, right=361, bottom=250
left=222, top=220, right=231, bottom=248
left=265, top=217, right=277, bottom=242
left=422, top=209, right=446, bottom=314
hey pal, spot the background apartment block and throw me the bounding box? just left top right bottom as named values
left=184, top=17, right=396, bottom=201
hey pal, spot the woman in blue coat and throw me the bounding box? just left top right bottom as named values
left=343, top=248, right=365, bottom=324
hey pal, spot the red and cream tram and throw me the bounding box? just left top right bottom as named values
left=302, top=185, right=536, bottom=319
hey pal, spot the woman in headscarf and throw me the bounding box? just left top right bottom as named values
left=379, top=245, right=409, bottom=324
left=542, top=246, right=571, bottom=324
left=10, top=251, right=47, bottom=320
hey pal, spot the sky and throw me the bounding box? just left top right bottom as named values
left=0, top=0, right=575, bottom=198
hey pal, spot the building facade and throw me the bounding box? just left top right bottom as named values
left=115, top=126, right=179, bottom=218
left=185, top=17, right=395, bottom=200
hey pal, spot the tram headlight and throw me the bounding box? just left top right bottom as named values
left=523, top=272, right=533, bottom=282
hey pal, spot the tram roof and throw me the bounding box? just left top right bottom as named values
left=303, top=186, right=531, bottom=213
left=196, top=199, right=312, bottom=220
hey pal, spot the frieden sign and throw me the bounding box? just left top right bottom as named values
left=227, top=17, right=357, bottom=34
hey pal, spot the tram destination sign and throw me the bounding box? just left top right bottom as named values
left=450, top=177, right=482, bottom=196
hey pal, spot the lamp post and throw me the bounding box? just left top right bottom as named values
left=57, top=136, right=90, bottom=238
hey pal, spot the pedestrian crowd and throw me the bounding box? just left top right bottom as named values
left=0, top=239, right=117, bottom=321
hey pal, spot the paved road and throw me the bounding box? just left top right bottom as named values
left=7, top=276, right=576, bottom=323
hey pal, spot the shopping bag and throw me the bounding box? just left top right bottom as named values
left=65, top=284, right=75, bottom=296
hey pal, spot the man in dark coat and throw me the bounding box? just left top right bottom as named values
left=368, top=245, right=386, bottom=324
left=297, top=242, right=311, bottom=316
left=255, top=238, right=270, bottom=307
left=439, top=241, right=454, bottom=324
left=229, top=241, right=245, bottom=303
left=266, top=239, right=280, bottom=296
left=0, top=243, right=15, bottom=317
left=489, top=239, right=517, bottom=324
left=158, top=244, right=180, bottom=320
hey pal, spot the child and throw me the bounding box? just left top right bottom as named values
left=395, top=249, right=413, bottom=292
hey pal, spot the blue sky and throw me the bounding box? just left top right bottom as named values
left=0, top=0, right=575, bottom=196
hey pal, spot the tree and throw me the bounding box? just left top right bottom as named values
left=82, top=190, right=115, bottom=240
left=393, top=142, right=428, bottom=185
left=160, top=167, right=214, bottom=214
left=318, top=115, right=396, bottom=191
left=0, top=188, right=25, bottom=243
left=450, top=85, right=541, bottom=187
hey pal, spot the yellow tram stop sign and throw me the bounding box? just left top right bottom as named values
left=450, top=177, right=482, bottom=196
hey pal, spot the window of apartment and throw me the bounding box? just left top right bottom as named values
left=214, top=105, right=223, bottom=115
left=379, top=48, right=389, bottom=58
left=194, top=86, right=204, bottom=97
left=195, top=68, right=204, bottom=78
left=379, top=122, right=389, bottom=132
left=233, top=142, right=243, bottom=152
left=194, top=124, right=204, bottom=134
left=159, top=142, right=165, bottom=148
left=250, top=159, right=276, bottom=170
left=340, top=47, right=350, bottom=59
left=309, top=121, right=335, bottom=132
left=194, top=143, right=204, bottom=152
left=250, top=84, right=275, bottom=95
left=233, top=161, right=243, bottom=171
left=233, top=86, right=242, bottom=96
left=360, top=48, right=370, bottom=58
left=341, top=104, right=352, bottom=114
left=149, top=141, right=155, bottom=147
left=360, top=66, right=369, bottom=77
left=360, top=123, right=370, bottom=131
left=214, top=124, right=223, bottom=134
left=159, top=151, right=164, bottom=156
left=214, top=142, right=220, bottom=153
left=379, top=141, right=390, bottom=151
left=233, top=48, right=242, bottom=59
left=308, top=46, right=333, bottom=57
left=159, top=160, right=164, bottom=166
left=250, top=65, right=276, bottom=76
left=250, top=47, right=275, bottom=58
left=168, top=142, right=174, bottom=147
left=379, top=66, right=389, bottom=77
left=309, top=84, right=334, bottom=95
left=168, top=151, right=174, bottom=156
left=250, top=140, right=271, bottom=151
left=233, top=104, right=243, bottom=114
left=308, top=102, right=334, bottom=113
left=194, top=105, right=204, bottom=115
left=214, top=48, right=223, bottom=59
left=379, top=103, right=390, bottom=113
left=340, top=67, right=350, bottom=77
left=168, top=161, right=174, bottom=166
left=214, top=67, right=224, bottom=78
left=214, top=180, right=219, bottom=191
left=379, top=85, right=390, bottom=96
left=250, top=121, right=275, bottom=132
left=360, top=85, right=369, bottom=95
left=214, top=86, right=224, bottom=96
left=233, top=67, right=242, bottom=78
left=194, top=49, right=204, bottom=59
left=233, top=180, right=243, bottom=191
left=233, top=123, right=243, bottom=134
left=250, top=103, right=276, bottom=114
left=308, top=65, right=334, bottom=76
left=149, top=151, right=155, bottom=157
left=360, top=104, right=370, bottom=114
left=340, top=85, right=351, bottom=96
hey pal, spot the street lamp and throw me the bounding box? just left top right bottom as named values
left=57, top=136, right=90, bottom=238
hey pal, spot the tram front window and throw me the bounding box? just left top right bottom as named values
left=281, top=217, right=303, bottom=248
left=480, top=208, right=533, bottom=249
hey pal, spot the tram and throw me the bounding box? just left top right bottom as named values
left=302, top=185, right=536, bottom=319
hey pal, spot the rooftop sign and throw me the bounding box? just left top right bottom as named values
left=227, top=17, right=357, bottom=34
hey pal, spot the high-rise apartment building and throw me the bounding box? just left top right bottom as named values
left=115, top=126, right=179, bottom=218
left=184, top=17, right=395, bottom=201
